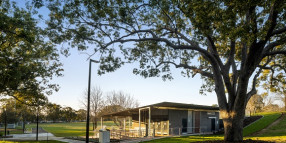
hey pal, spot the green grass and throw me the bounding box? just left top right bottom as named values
left=243, top=112, right=281, bottom=136
left=26, top=121, right=116, bottom=137
left=254, top=112, right=286, bottom=137
left=145, top=112, right=283, bottom=143
left=0, top=141, right=64, bottom=143
left=145, top=135, right=223, bottom=143
left=0, top=128, right=24, bottom=135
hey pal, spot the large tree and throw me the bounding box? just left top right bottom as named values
left=0, top=0, right=63, bottom=101
left=45, top=0, right=286, bottom=141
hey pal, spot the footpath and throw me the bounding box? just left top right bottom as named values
left=3, top=127, right=86, bottom=143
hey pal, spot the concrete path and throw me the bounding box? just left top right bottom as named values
left=3, top=133, right=87, bottom=143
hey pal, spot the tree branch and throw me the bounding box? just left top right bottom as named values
left=156, top=61, right=214, bottom=79
left=264, top=50, right=286, bottom=56
left=246, top=58, right=272, bottom=102
left=206, top=35, right=224, bottom=69
left=271, top=26, right=286, bottom=36
left=264, top=2, right=279, bottom=41
left=259, top=64, right=286, bottom=73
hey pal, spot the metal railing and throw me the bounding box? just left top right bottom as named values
left=93, top=126, right=209, bottom=139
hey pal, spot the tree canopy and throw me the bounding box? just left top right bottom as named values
left=43, top=0, right=286, bottom=141
left=0, top=0, right=63, bottom=102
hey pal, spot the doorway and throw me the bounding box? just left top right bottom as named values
left=182, top=118, right=187, bottom=133
left=211, top=118, right=215, bottom=131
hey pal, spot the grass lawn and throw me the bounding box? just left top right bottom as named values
left=0, top=129, right=24, bottom=135
left=25, top=121, right=116, bottom=137
left=145, top=112, right=283, bottom=143
left=244, top=112, right=286, bottom=142
left=0, top=141, right=64, bottom=143
left=145, top=135, right=223, bottom=143
left=243, top=112, right=281, bottom=136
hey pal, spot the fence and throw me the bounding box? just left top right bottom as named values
left=93, top=126, right=209, bottom=140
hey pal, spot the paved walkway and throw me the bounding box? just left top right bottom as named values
left=3, top=133, right=86, bottom=143
left=3, top=130, right=214, bottom=143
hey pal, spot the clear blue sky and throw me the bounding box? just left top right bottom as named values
left=48, top=47, right=218, bottom=110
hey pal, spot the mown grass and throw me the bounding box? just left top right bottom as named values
left=145, top=112, right=283, bottom=143
left=251, top=112, right=286, bottom=137
left=243, top=112, right=281, bottom=136
left=25, top=121, right=116, bottom=137
left=145, top=135, right=223, bottom=143
left=0, top=141, right=64, bottom=143
left=0, top=129, right=23, bottom=135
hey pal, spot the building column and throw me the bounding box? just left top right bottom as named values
left=101, top=117, right=103, bottom=129
left=124, top=117, right=126, bottom=135
left=129, top=117, right=131, bottom=130
left=148, top=107, right=151, bottom=137
left=139, top=109, right=141, bottom=137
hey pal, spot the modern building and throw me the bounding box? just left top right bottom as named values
left=102, top=102, right=220, bottom=137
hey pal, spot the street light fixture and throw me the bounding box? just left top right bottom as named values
left=86, top=59, right=99, bottom=143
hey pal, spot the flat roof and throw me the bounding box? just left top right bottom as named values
left=102, top=102, right=219, bottom=117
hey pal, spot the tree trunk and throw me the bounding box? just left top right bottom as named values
left=223, top=110, right=245, bottom=141
left=23, top=117, right=26, bottom=133
left=92, top=122, right=95, bottom=130
left=94, top=118, right=98, bottom=130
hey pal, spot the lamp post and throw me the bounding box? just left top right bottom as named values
left=4, top=108, right=7, bottom=137
left=86, top=59, right=99, bottom=143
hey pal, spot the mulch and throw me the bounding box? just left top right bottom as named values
left=243, top=116, right=263, bottom=127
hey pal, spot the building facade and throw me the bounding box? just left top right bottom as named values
left=102, top=102, right=220, bottom=137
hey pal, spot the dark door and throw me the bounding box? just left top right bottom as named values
left=195, top=111, right=200, bottom=133
left=211, top=118, right=215, bottom=131
left=182, top=118, right=187, bottom=132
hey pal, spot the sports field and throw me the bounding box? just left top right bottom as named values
left=25, top=121, right=116, bottom=137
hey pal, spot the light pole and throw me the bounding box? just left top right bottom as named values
left=36, top=106, right=39, bottom=141
left=4, top=108, right=7, bottom=137
left=86, top=59, right=99, bottom=143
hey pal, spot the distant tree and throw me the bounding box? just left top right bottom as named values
left=259, top=58, right=286, bottom=110
left=276, top=91, right=286, bottom=111
left=246, top=94, right=264, bottom=115
left=45, top=0, right=286, bottom=141
left=105, top=91, right=139, bottom=110
left=0, top=98, right=17, bottom=124
left=0, top=0, right=63, bottom=101
left=101, top=91, right=139, bottom=126
left=62, top=107, right=77, bottom=122
left=76, top=109, right=87, bottom=122
left=16, top=102, right=35, bottom=133
left=263, top=103, right=281, bottom=112
left=81, top=86, right=104, bottom=130
left=212, top=104, right=219, bottom=107
left=45, top=103, right=62, bottom=122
